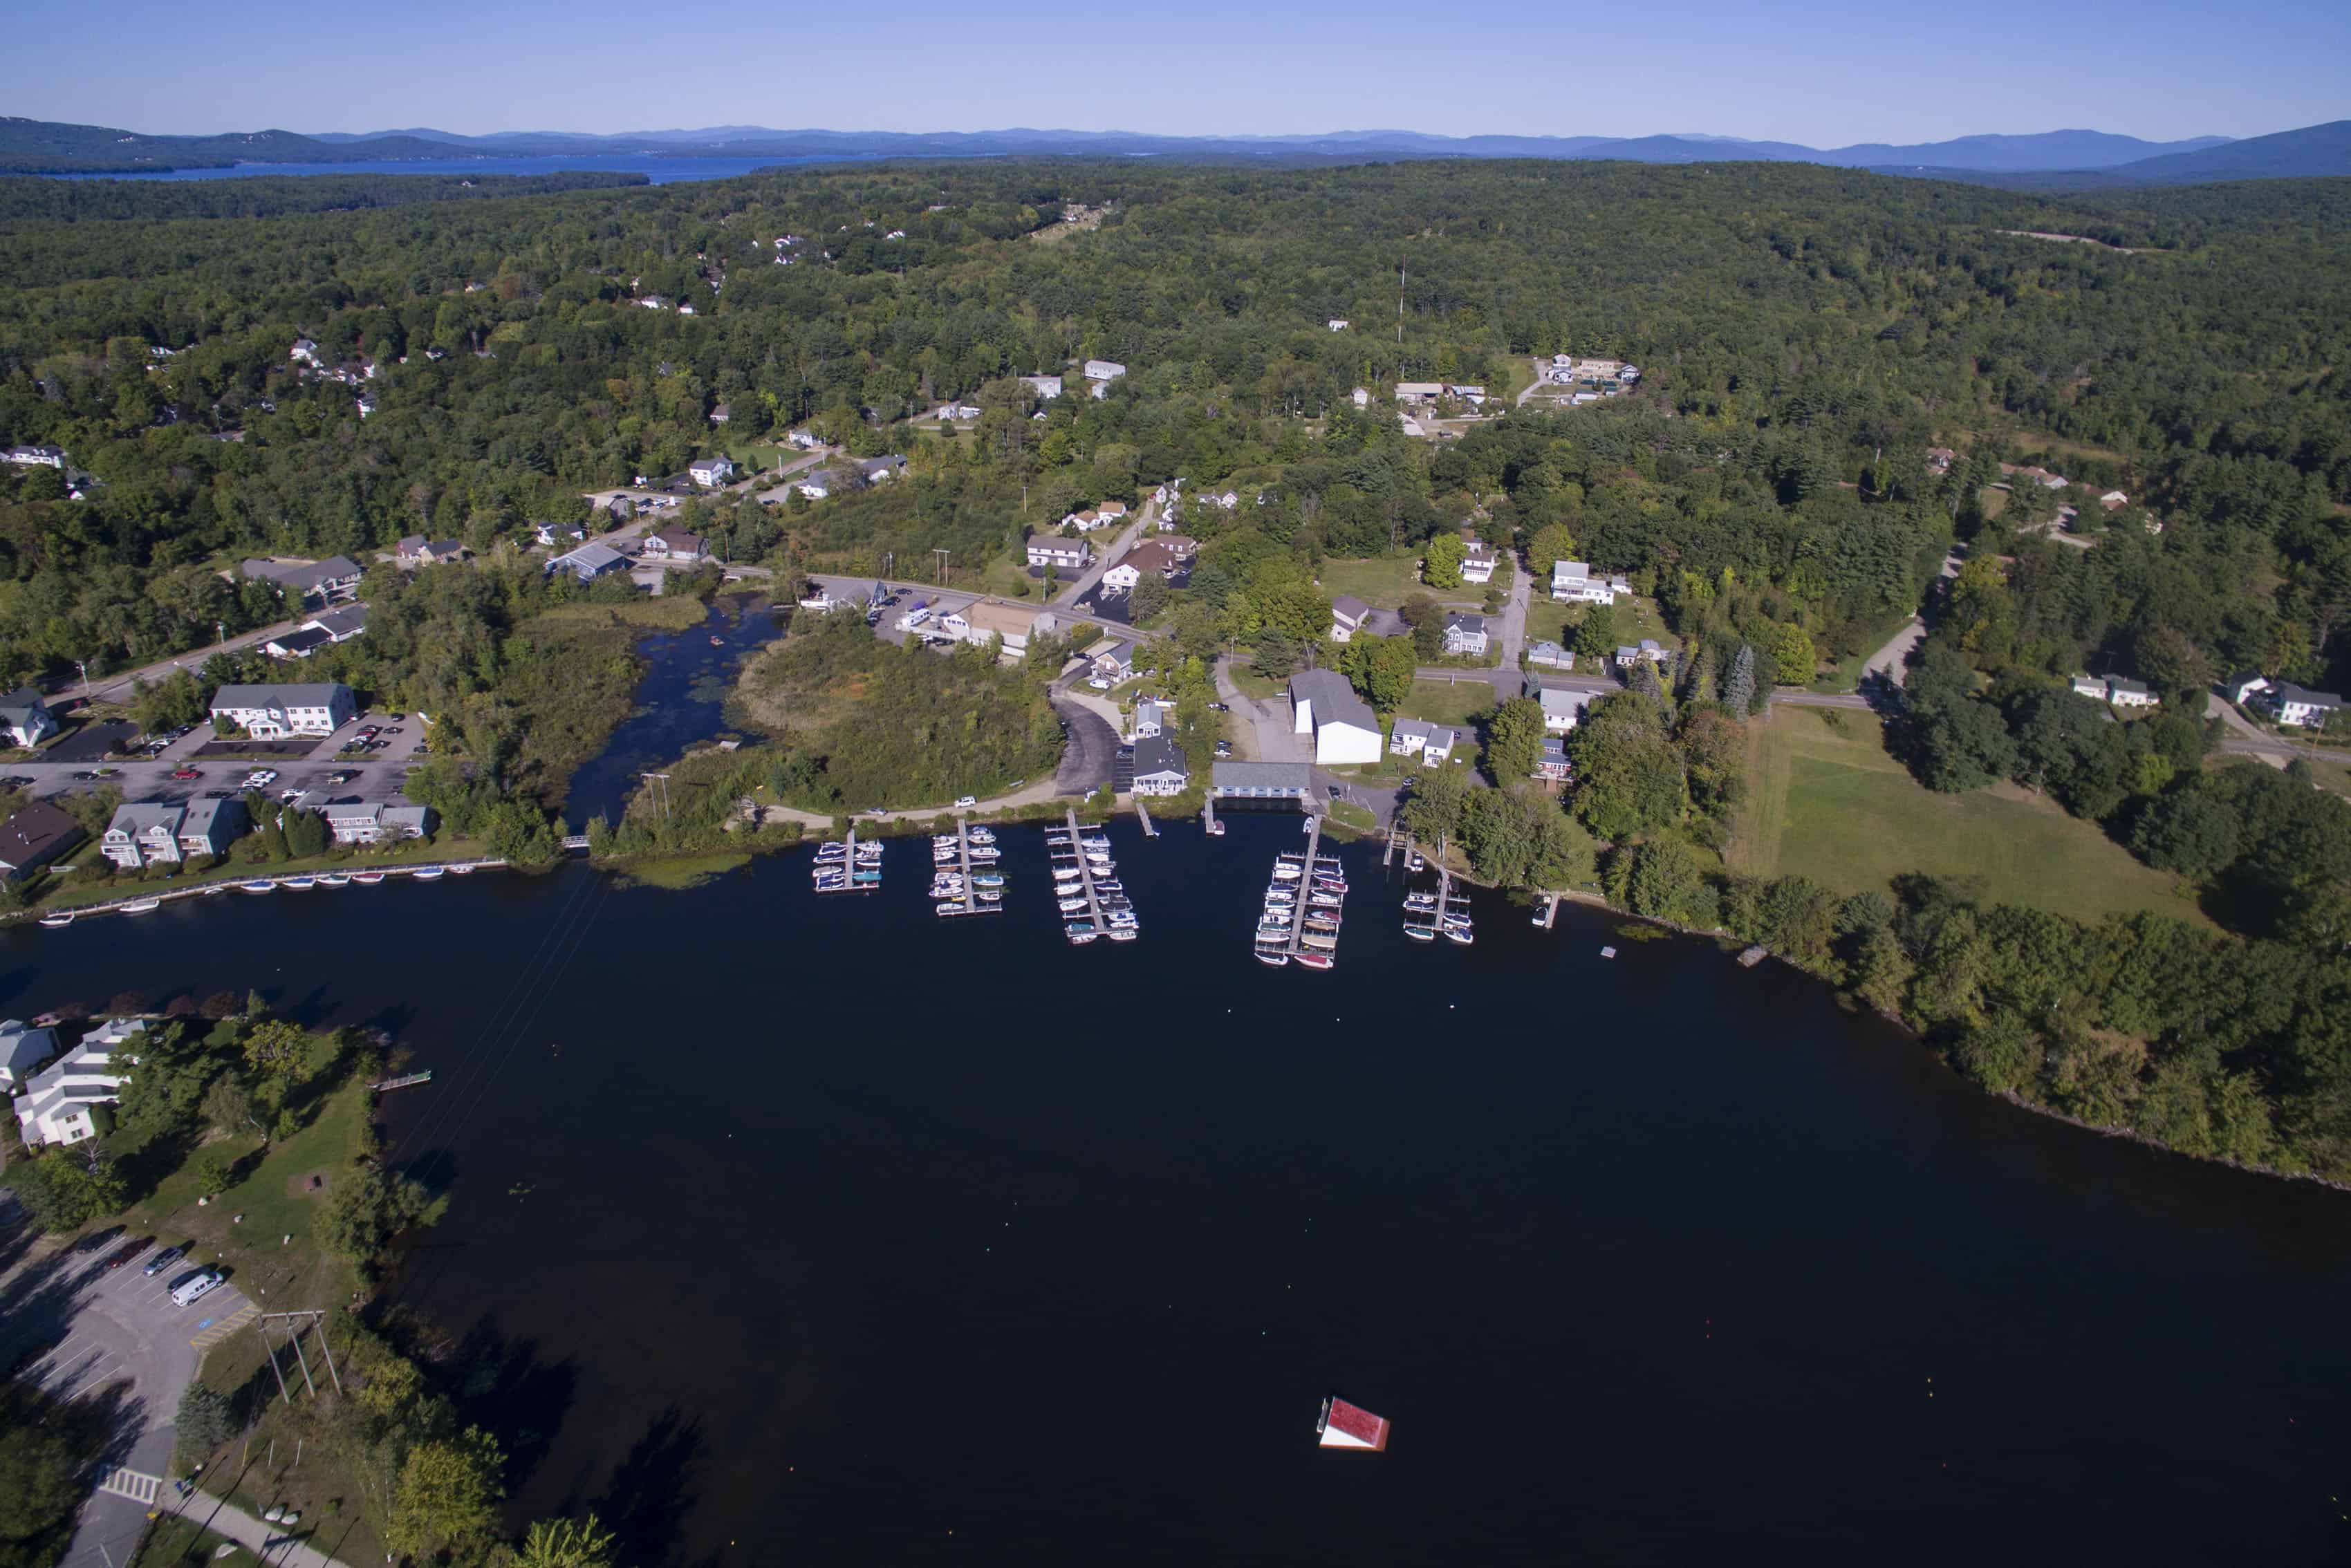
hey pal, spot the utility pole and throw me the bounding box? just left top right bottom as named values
left=1397, top=258, right=1406, bottom=347
left=216, top=621, right=226, bottom=648
left=75, top=660, right=89, bottom=702
left=933, top=548, right=950, bottom=586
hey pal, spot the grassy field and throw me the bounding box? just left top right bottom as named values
left=1227, top=664, right=1284, bottom=701
left=1400, top=678, right=1494, bottom=729
left=1732, top=707, right=2200, bottom=924
left=131, top=1514, right=261, bottom=1568
left=1315, top=554, right=1429, bottom=608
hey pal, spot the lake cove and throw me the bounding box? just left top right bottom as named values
left=8, top=811, right=2350, bottom=1564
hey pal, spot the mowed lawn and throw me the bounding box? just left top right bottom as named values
left=1402, top=678, right=1495, bottom=729
left=1732, top=708, right=2200, bottom=925
left=1316, top=554, right=1430, bottom=608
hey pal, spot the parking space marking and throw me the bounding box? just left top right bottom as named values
left=189, top=1302, right=257, bottom=1350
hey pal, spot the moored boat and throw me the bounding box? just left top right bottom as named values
left=121, top=898, right=161, bottom=914
left=319, top=873, right=351, bottom=888
left=449, top=864, right=475, bottom=875
left=352, top=871, right=387, bottom=885
left=1254, top=946, right=1290, bottom=967
left=1443, top=925, right=1474, bottom=946
left=37, top=913, right=73, bottom=927
left=1293, top=951, right=1335, bottom=969
left=1404, top=924, right=1438, bottom=942
left=283, top=877, right=317, bottom=890
left=411, top=867, right=445, bottom=881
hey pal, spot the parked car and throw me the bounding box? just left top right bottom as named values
left=173, top=767, right=202, bottom=780
left=142, top=1244, right=185, bottom=1277
left=1207, top=702, right=1231, bottom=712
left=954, top=796, right=978, bottom=808
left=103, top=1238, right=151, bottom=1271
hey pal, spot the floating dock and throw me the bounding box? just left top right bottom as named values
left=813, top=828, right=881, bottom=893
left=932, top=817, right=1006, bottom=918
left=1317, top=1396, right=1391, bottom=1452
left=1258, top=814, right=1344, bottom=969
left=1133, top=797, right=1157, bottom=837
left=1053, top=808, right=1137, bottom=943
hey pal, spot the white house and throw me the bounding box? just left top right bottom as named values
left=1026, top=535, right=1092, bottom=572
left=687, top=454, right=734, bottom=487
left=1615, top=640, right=1671, bottom=671
left=1102, top=541, right=1183, bottom=592
left=1131, top=736, right=1189, bottom=796
left=1535, top=686, right=1598, bottom=734
left=1350, top=387, right=1370, bottom=409
left=0, top=688, right=56, bottom=749
left=290, top=339, right=324, bottom=368
left=1388, top=716, right=1460, bottom=767
left=1132, top=700, right=1172, bottom=740
left=209, top=682, right=357, bottom=739
left=1330, top=595, right=1370, bottom=643
left=1083, top=360, right=1126, bottom=385
left=1022, top=375, right=1065, bottom=400
left=1552, top=561, right=1630, bottom=605
left=2270, top=682, right=2346, bottom=728
left=1460, top=540, right=1497, bottom=585
left=2069, top=673, right=2110, bottom=700
left=641, top=527, right=708, bottom=563
left=18, top=1018, right=145, bottom=1148
left=102, top=802, right=186, bottom=868
left=2106, top=677, right=2159, bottom=709
left=1328, top=318, right=1350, bottom=331
left=1442, top=613, right=1489, bottom=657
left=0, top=1019, right=59, bottom=1092
left=1526, top=641, right=1574, bottom=671
left=1288, top=669, right=1382, bottom=765
left=5, top=444, right=68, bottom=469
left=953, top=601, right=1058, bottom=661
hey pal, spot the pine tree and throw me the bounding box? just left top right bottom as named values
left=1630, top=657, right=1666, bottom=707
left=1726, top=643, right=1758, bottom=716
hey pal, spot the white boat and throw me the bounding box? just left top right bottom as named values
left=1254, top=947, right=1290, bottom=967
left=449, top=864, right=475, bottom=876
left=1294, top=951, right=1335, bottom=970
left=1404, top=924, right=1438, bottom=942
left=1444, top=926, right=1474, bottom=946
left=936, top=904, right=967, bottom=918
left=38, top=913, right=73, bottom=928
left=121, top=898, right=161, bottom=914
left=283, top=877, right=316, bottom=890
left=1406, top=854, right=1424, bottom=872
left=967, top=829, right=996, bottom=844
left=1059, top=897, right=1089, bottom=913
left=1106, top=928, right=1138, bottom=941
left=411, top=867, right=445, bottom=881
left=319, top=874, right=351, bottom=888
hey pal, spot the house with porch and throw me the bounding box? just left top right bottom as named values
left=2270, top=682, right=2346, bottom=728
left=0, top=688, right=56, bottom=748
left=1551, top=561, right=1630, bottom=604
left=1442, top=613, right=1489, bottom=657
left=1534, top=733, right=1572, bottom=781
left=210, top=682, right=356, bottom=739
left=1132, top=736, right=1189, bottom=796
left=101, top=802, right=186, bottom=868
left=1388, top=716, right=1460, bottom=767
left=1460, top=539, right=1498, bottom=585
left=1132, top=700, right=1172, bottom=740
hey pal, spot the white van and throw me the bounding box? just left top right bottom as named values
left=170, top=1269, right=224, bottom=1307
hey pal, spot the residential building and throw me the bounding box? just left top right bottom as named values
left=176, top=796, right=247, bottom=859
left=1090, top=642, right=1135, bottom=684
left=1083, top=360, right=1127, bottom=385
left=1328, top=318, right=1350, bottom=331
left=1442, top=613, right=1489, bottom=657
left=1062, top=508, right=1102, bottom=532
left=2271, top=683, right=2346, bottom=729
left=2224, top=672, right=2272, bottom=707
left=382, top=805, right=435, bottom=841
left=1389, top=716, right=1459, bottom=767
left=307, top=604, right=369, bottom=642
left=1925, top=447, right=1955, bottom=476
left=264, top=627, right=333, bottom=660
left=290, top=339, right=324, bottom=366
left=1211, top=760, right=1311, bottom=800
left=1132, top=736, right=1189, bottom=796
left=859, top=455, right=907, bottom=484
left=1097, top=500, right=1129, bottom=524
left=209, top=681, right=356, bottom=739
left=2069, top=673, right=2109, bottom=700
left=1133, top=700, right=1172, bottom=740
left=396, top=536, right=465, bottom=568
left=1330, top=595, right=1371, bottom=643
left=1534, top=734, right=1572, bottom=782
left=534, top=521, right=588, bottom=548
left=796, top=469, right=838, bottom=500
left=2106, top=677, right=2159, bottom=709
left=1102, top=541, right=1186, bottom=592
left=1551, top=561, right=1630, bottom=604
left=687, top=454, right=735, bottom=487
left=2099, top=489, right=2130, bottom=512
left=0, top=688, right=56, bottom=748
left=18, top=1018, right=146, bottom=1148
left=1460, top=541, right=1498, bottom=585
left=549, top=541, right=631, bottom=583
left=0, top=1019, right=59, bottom=1093
left=1615, top=639, right=1672, bottom=671
left=642, top=527, right=708, bottom=563
left=1288, top=669, right=1382, bottom=765
left=326, top=803, right=394, bottom=843
left=709, top=403, right=731, bottom=424
left=242, top=556, right=363, bottom=603
left=3, top=444, right=66, bottom=469
left=1535, top=686, right=1598, bottom=733
left=1526, top=640, right=1574, bottom=671
left=0, top=801, right=84, bottom=883
left=1021, top=375, right=1065, bottom=400
left=1351, top=387, right=1370, bottom=408
left=954, top=601, right=1059, bottom=661
left=1027, top=535, right=1093, bottom=572
left=102, top=801, right=185, bottom=868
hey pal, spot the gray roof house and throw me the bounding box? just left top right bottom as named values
left=177, top=796, right=247, bottom=859
left=1388, top=716, right=1460, bottom=766
left=18, top=1018, right=145, bottom=1148
left=307, top=604, right=370, bottom=641
left=241, top=556, right=364, bottom=601
left=102, top=802, right=187, bottom=868
left=0, top=1018, right=59, bottom=1092
left=1442, top=613, right=1489, bottom=657
left=1288, top=668, right=1383, bottom=765
left=1132, top=736, right=1190, bottom=796
left=548, top=541, right=630, bottom=583
left=0, top=800, right=84, bottom=883
left=0, top=687, right=56, bottom=749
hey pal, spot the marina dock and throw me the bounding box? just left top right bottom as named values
left=1052, top=808, right=1137, bottom=943
left=1257, top=814, right=1344, bottom=969
left=813, top=828, right=882, bottom=893
left=932, top=818, right=1005, bottom=917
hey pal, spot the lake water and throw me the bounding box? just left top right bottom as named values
left=8, top=807, right=2351, bottom=1564
left=559, top=599, right=779, bottom=830
left=50, top=154, right=847, bottom=186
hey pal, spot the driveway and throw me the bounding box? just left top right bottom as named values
left=1052, top=697, right=1119, bottom=796
left=1052, top=501, right=1152, bottom=608
left=0, top=1231, right=258, bottom=1568
left=1214, top=656, right=1305, bottom=764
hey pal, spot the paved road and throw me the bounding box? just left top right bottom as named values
left=0, top=1228, right=260, bottom=1568
left=1052, top=502, right=1153, bottom=608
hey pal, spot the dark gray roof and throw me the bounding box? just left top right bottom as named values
left=1133, top=735, right=1187, bottom=779
left=0, top=801, right=83, bottom=872
left=242, top=556, right=362, bottom=593
left=1445, top=611, right=1486, bottom=634
left=0, top=687, right=49, bottom=722
left=209, top=682, right=353, bottom=711
left=267, top=627, right=331, bottom=657
left=2275, top=682, right=2345, bottom=708
left=1212, top=760, right=1310, bottom=792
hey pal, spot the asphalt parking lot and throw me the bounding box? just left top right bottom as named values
left=8, top=710, right=428, bottom=814
left=0, top=1224, right=257, bottom=1568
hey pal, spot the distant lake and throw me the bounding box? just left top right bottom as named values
left=51, top=153, right=851, bottom=186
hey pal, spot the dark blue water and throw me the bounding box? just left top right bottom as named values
left=560, top=598, right=780, bottom=830
left=8, top=812, right=2351, bottom=1565
left=50, top=154, right=845, bottom=186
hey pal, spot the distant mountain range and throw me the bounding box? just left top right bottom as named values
left=5, top=113, right=2346, bottom=189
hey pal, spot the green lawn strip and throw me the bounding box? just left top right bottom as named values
left=1314, top=555, right=1428, bottom=608
left=131, top=1513, right=261, bottom=1568
left=1227, top=664, right=1283, bottom=701
left=1400, top=679, right=1494, bottom=729
left=1739, top=711, right=2197, bottom=924
left=21, top=833, right=499, bottom=915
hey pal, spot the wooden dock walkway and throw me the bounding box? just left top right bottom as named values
left=1133, top=798, right=1157, bottom=837
left=1287, top=815, right=1323, bottom=959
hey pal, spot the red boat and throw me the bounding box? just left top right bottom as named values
left=1317, top=1396, right=1389, bottom=1450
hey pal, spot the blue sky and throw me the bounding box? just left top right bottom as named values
left=16, top=0, right=2348, bottom=144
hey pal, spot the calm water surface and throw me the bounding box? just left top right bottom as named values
left=560, top=599, right=778, bottom=830
left=8, top=808, right=2351, bottom=1565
